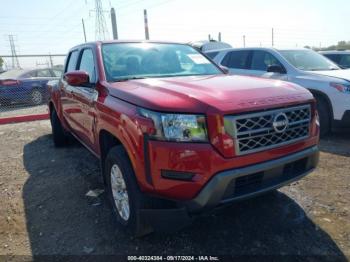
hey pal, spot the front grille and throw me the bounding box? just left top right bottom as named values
left=225, top=105, right=311, bottom=155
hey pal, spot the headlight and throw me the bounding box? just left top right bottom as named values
left=139, top=108, right=208, bottom=142
left=330, top=82, right=350, bottom=93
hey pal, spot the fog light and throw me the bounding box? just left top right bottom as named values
left=161, top=170, right=195, bottom=181
left=316, top=111, right=320, bottom=127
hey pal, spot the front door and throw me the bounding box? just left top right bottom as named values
left=249, top=50, right=288, bottom=80
left=61, top=50, right=82, bottom=134
left=73, top=48, right=98, bottom=149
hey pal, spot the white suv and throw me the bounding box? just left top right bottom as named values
left=206, top=48, right=350, bottom=136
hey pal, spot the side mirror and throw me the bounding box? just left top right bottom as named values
left=267, top=65, right=286, bottom=74
left=220, top=66, right=229, bottom=74
left=64, top=71, right=90, bottom=87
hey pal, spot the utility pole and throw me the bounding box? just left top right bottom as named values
left=92, top=0, right=109, bottom=40
left=82, top=18, right=87, bottom=42
left=8, top=35, right=20, bottom=69
left=272, top=28, right=274, bottom=47
left=243, top=35, right=246, bottom=47
left=218, top=32, right=222, bottom=42
left=49, top=53, right=54, bottom=67
left=111, top=8, right=118, bottom=40
left=144, top=9, right=150, bottom=40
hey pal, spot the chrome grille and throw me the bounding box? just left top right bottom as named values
left=225, top=105, right=311, bottom=155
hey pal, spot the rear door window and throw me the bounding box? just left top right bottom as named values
left=221, top=50, right=251, bottom=69
left=36, top=69, right=52, bottom=77
left=65, top=50, right=79, bottom=73
left=339, top=55, right=350, bottom=68
left=20, top=71, right=36, bottom=78
left=324, top=54, right=341, bottom=64
left=251, top=51, right=283, bottom=71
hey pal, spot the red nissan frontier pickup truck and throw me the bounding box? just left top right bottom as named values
left=49, top=41, right=319, bottom=236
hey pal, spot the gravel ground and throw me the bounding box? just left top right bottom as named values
left=0, top=120, right=349, bottom=260
left=0, top=104, right=48, bottom=118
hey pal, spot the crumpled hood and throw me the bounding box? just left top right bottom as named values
left=107, top=75, right=313, bottom=113
left=307, top=69, right=350, bottom=82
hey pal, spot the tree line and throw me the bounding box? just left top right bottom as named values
left=305, top=41, right=350, bottom=51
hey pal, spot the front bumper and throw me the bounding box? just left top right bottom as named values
left=183, top=146, right=319, bottom=212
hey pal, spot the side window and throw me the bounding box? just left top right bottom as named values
left=37, top=69, right=52, bottom=77
left=221, top=51, right=250, bottom=69
left=324, top=54, right=341, bottom=64
left=21, top=71, right=36, bottom=78
left=65, top=50, right=79, bottom=73
left=78, top=49, right=96, bottom=83
left=251, top=51, right=283, bottom=71
left=339, top=55, right=350, bottom=67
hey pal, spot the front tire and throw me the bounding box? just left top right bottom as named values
left=316, top=96, right=331, bottom=137
left=105, top=146, right=153, bottom=237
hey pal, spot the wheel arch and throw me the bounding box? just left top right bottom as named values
left=98, top=129, right=130, bottom=185
left=308, top=89, right=334, bottom=120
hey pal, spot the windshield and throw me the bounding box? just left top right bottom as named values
left=102, top=43, right=222, bottom=82
left=279, top=50, right=340, bottom=71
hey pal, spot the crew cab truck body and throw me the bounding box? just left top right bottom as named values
left=49, top=41, right=319, bottom=235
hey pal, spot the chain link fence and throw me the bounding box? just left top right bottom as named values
left=0, top=54, right=65, bottom=122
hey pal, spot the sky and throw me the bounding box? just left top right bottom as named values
left=0, top=0, right=349, bottom=68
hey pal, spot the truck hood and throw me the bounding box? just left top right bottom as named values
left=307, top=69, right=350, bottom=82
left=107, top=75, right=313, bottom=113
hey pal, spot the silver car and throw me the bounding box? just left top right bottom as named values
left=206, top=48, right=350, bottom=136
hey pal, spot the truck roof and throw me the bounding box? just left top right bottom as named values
left=69, top=40, right=186, bottom=51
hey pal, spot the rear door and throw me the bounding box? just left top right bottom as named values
left=220, top=50, right=252, bottom=75
left=249, top=50, right=288, bottom=80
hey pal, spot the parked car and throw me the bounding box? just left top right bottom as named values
left=49, top=41, right=319, bottom=236
left=188, top=40, right=232, bottom=52
left=0, top=68, right=62, bottom=106
left=320, top=50, right=350, bottom=69
left=206, top=48, right=350, bottom=136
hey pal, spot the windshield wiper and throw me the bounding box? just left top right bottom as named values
left=112, top=76, right=146, bottom=82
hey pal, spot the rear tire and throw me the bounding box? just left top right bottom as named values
left=105, top=146, right=153, bottom=237
left=315, top=96, right=331, bottom=137
left=50, top=109, right=68, bottom=147
left=30, top=89, right=43, bottom=105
